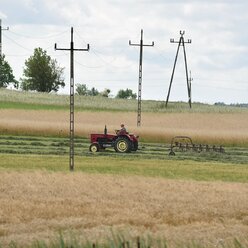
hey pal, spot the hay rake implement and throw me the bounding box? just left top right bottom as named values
left=169, top=136, right=225, bottom=155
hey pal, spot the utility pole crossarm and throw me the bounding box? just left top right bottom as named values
left=55, top=27, right=89, bottom=171
left=54, top=43, right=70, bottom=51
left=144, top=42, right=154, bottom=47
left=130, top=41, right=155, bottom=47
left=73, top=46, right=90, bottom=51
left=129, top=41, right=140, bottom=46
left=54, top=46, right=90, bottom=51
left=170, top=39, right=192, bottom=44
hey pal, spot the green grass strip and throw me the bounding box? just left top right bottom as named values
left=1, top=154, right=247, bottom=183
left=0, top=101, right=67, bottom=111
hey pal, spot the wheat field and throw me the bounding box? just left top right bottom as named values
left=0, top=171, right=247, bottom=247
left=0, top=109, right=248, bottom=145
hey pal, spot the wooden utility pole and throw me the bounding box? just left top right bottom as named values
left=129, top=29, right=154, bottom=126
left=55, top=27, right=90, bottom=171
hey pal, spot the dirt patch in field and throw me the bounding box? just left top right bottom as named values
left=0, top=109, right=248, bottom=145
left=0, top=172, right=247, bottom=246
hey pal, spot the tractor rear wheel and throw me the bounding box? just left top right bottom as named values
left=132, top=141, right=138, bottom=151
left=114, top=137, right=131, bottom=153
left=89, top=143, right=100, bottom=153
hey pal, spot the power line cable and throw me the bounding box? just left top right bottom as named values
left=74, top=30, right=136, bottom=68
left=3, top=33, right=33, bottom=52
left=8, top=29, right=69, bottom=39
left=3, top=30, right=248, bottom=89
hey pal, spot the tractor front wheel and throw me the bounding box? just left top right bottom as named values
left=89, top=143, right=100, bottom=153
left=114, top=137, right=131, bottom=153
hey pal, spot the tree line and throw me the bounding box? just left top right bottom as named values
left=0, top=47, right=137, bottom=99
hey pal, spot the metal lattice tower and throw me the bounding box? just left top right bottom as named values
left=129, top=29, right=154, bottom=126
left=55, top=27, right=89, bottom=171
left=166, top=31, right=192, bottom=108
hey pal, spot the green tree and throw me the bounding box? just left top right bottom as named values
left=76, top=84, right=99, bottom=96
left=76, top=83, right=88, bottom=95
left=0, top=54, right=18, bottom=88
left=116, top=88, right=137, bottom=99
left=100, top=88, right=111, bottom=97
left=76, top=84, right=110, bottom=97
left=20, top=47, right=65, bottom=92
left=88, top=87, right=99, bottom=96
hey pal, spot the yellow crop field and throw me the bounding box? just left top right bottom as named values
left=0, top=171, right=248, bottom=247
left=1, top=109, right=248, bottom=145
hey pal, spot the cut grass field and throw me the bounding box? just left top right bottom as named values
left=1, top=135, right=248, bottom=166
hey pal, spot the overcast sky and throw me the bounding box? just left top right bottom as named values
left=1, top=0, right=248, bottom=104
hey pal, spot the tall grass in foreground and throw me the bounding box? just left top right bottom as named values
left=1, top=233, right=247, bottom=248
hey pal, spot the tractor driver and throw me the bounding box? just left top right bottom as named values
left=118, top=124, right=127, bottom=135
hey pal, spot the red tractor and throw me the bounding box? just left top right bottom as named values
left=89, top=126, right=139, bottom=153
